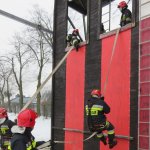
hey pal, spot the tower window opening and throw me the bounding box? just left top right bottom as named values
left=101, top=0, right=132, bottom=33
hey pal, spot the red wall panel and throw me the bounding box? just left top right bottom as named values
left=141, top=29, right=150, bottom=43
left=140, top=55, right=150, bottom=69
left=139, top=123, right=149, bottom=136
left=140, top=96, right=150, bottom=108
left=140, top=42, right=150, bottom=54
left=65, top=47, right=85, bottom=150
left=101, top=30, right=131, bottom=150
left=139, top=16, right=150, bottom=150
left=140, top=110, right=150, bottom=122
left=139, top=136, right=149, bottom=149
left=140, top=82, right=150, bottom=95
left=140, top=69, right=150, bottom=82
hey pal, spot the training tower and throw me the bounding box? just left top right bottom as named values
left=51, top=0, right=150, bottom=150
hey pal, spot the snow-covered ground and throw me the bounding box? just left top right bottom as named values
left=8, top=113, right=51, bottom=142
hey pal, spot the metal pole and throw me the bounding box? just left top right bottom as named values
left=53, top=126, right=134, bottom=140
left=67, top=16, right=83, bottom=41
left=108, top=0, right=111, bottom=31
left=0, top=9, right=53, bottom=34
left=82, top=15, right=86, bottom=40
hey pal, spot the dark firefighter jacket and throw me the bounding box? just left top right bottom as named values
left=10, top=127, right=37, bottom=150
left=120, top=8, right=132, bottom=27
left=0, top=118, right=16, bottom=150
left=85, top=97, right=110, bottom=131
left=66, top=34, right=80, bottom=47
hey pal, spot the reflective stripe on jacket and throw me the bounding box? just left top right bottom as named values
left=0, top=119, right=15, bottom=150
left=120, top=8, right=132, bottom=27
left=85, top=97, right=110, bottom=126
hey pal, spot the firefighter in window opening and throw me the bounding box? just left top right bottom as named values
left=66, top=29, right=81, bottom=52
left=118, top=1, right=132, bottom=27
left=85, top=89, right=117, bottom=149
left=0, top=107, right=16, bottom=150
left=101, top=23, right=106, bottom=34
left=9, top=109, right=50, bottom=150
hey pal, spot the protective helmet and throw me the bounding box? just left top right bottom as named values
left=17, top=109, right=38, bottom=128
left=72, top=29, right=79, bottom=35
left=0, top=107, right=8, bottom=118
left=91, top=89, right=101, bottom=97
left=118, top=1, right=128, bottom=8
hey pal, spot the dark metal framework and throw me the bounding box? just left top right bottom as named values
left=0, top=9, right=53, bottom=34
left=68, top=0, right=115, bottom=15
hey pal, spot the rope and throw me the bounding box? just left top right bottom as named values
left=83, top=132, right=97, bottom=142
left=52, top=126, right=90, bottom=134
left=53, top=126, right=134, bottom=140
left=37, top=126, right=134, bottom=149
left=52, top=126, right=97, bottom=143
left=102, top=28, right=120, bottom=95
left=21, top=46, right=73, bottom=112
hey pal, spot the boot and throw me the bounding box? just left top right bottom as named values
left=109, top=139, right=117, bottom=149
left=108, top=133, right=117, bottom=149
left=100, top=135, right=107, bottom=145
left=75, top=45, right=79, bottom=52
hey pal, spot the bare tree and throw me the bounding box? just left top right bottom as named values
left=0, top=61, right=13, bottom=111
left=5, top=70, right=13, bottom=112
left=8, top=34, right=32, bottom=110
left=20, top=7, right=53, bottom=115
left=0, top=64, right=6, bottom=106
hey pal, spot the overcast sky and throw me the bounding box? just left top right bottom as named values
left=0, top=0, right=54, bottom=97
left=0, top=0, right=132, bottom=97
left=0, top=0, right=54, bottom=54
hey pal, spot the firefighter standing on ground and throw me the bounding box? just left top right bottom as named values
left=85, top=89, right=117, bottom=149
left=66, top=29, right=80, bottom=51
left=0, top=107, right=16, bottom=150
left=118, top=1, right=132, bottom=27
left=9, top=109, right=45, bottom=150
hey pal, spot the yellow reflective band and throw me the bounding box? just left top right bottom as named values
left=90, top=110, right=98, bottom=116
left=0, top=126, right=9, bottom=135
left=106, top=121, right=109, bottom=128
left=8, top=145, right=11, bottom=150
left=72, top=40, right=78, bottom=45
left=108, top=130, right=115, bottom=135
left=26, top=140, right=36, bottom=150
left=97, top=133, right=103, bottom=138
left=32, top=140, right=36, bottom=148
left=4, top=141, right=10, bottom=146
left=126, top=18, right=131, bottom=21
left=90, top=107, right=103, bottom=116
left=92, top=107, right=103, bottom=111
left=85, top=105, right=89, bottom=115
left=27, top=145, right=32, bottom=150
left=122, top=15, right=126, bottom=21
left=85, top=105, right=103, bottom=116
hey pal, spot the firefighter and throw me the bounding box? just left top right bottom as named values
left=118, top=1, right=132, bottom=27
left=66, top=29, right=80, bottom=51
left=85, top=89, right=117, bottom=149
left=9, top=109, right=46, bottom=150
left=0, top=107, right=16, bottom=150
